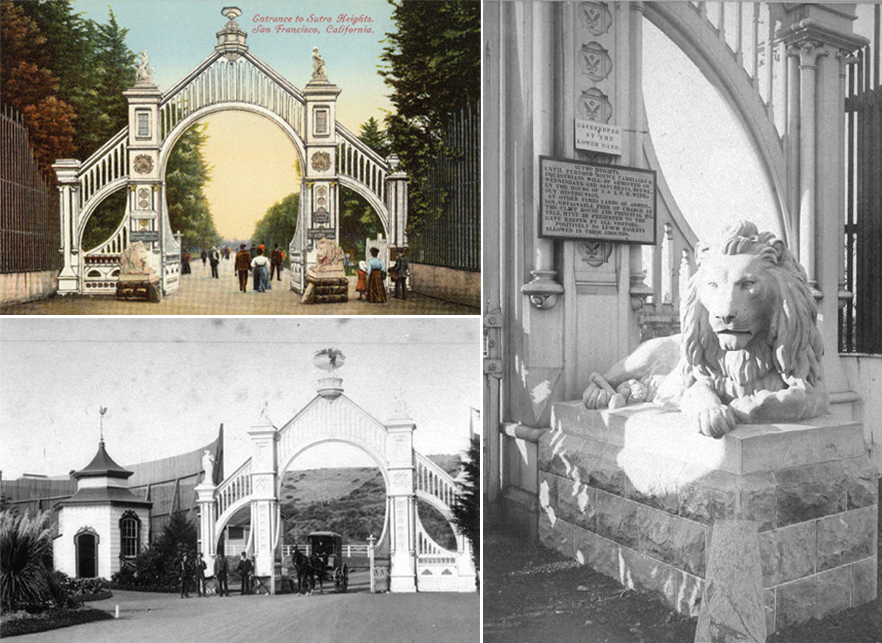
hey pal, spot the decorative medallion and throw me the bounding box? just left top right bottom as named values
left=578, top=88, right=613, bottom=123
left=139, top=199, right=149, bottom=209
left=580, top=42, right=612, bottom=82
left=578, top=2, right=613, bottom=36
left=311, top=151, right=331, bottom=172
left=138, top=188, right=149, bottom=199
left=578, top=240, right=613, bottom=267
left=133, top=154, right=154, bottom=175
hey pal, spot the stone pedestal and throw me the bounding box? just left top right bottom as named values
left=539, top=402, right=878, bottom=634
left=116, top=273, right=161, bottom=302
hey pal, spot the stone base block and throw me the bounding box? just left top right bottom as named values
left=540, top=402, right=879, bottom=634
left=116, top=274, right=161, bottom=302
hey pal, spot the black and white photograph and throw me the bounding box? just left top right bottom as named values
left=0, top=316, right=480, bottom=640
left=482, top=2, right=881, bottom=642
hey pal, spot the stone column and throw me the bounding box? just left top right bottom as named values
left=52, top=160, right=81, bottom=294
left=777, top=4, right=868, bottom=401
left=195, top=481, right=217, bottom=557
left=248, top=415, right=279, bottom=592
left=385, top=412, right=417, bottom=592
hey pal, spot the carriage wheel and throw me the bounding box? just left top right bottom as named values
left=334, top=565, right=349, bottom=593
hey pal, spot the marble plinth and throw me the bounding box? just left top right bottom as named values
left=539, top=402, right=878, bottom=634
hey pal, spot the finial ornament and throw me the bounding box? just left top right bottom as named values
left=99, top=406, right=107, bottom=442
left=314, top=348, right=345, bottom=371
left=134, top=51, right=155, bottom=84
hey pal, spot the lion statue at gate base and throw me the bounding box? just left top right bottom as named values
left=582, top=220, right=828, bottom=438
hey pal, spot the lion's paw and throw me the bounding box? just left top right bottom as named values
left=695, top=404, right=736, bottom=439
left=582, top=383, right=611, bottom=409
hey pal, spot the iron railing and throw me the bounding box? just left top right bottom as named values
left=0, top=105, right=61, bottom=274
left=842, top=5, right=881, bottom=354
left=409, top=103, right=480, bottom=272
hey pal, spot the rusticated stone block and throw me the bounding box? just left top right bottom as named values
left=640, top=511, right=706, bottom=577
left=552, top=401, right=609, bottom=440
left=676, top=571, right=704, bottom=618
left=812, top=566, right=852, bottom=622
left=763, top=589, right=776, bottom=637
left=852, top=556, right=878, bottom=606
left=678, top=466, right=740, bottom=525
left=776, top=461, right=846, bottom=526
left=538, top=471, right=558, bottom=516
left=816, top=506, right=876, bottom=571
left=573, top=525, right=618, bottom=579
left=619, top=448, right=684, bottom=513
left=618, top=546, right=680, bottom=608
left=539, top=510, right=573, bottom=559
left=594, top=489, right=638, bottom=549
left=843, top=457, right=879, bottom=510
left=739, top=472, right=778, bottom=532
left=557, top=477, right=596, bottom=530
left=760, top=521, right=816, bottom=587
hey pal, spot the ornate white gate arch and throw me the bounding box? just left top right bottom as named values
left=53, top=6, right=408, bottom=297
left=196, top=367, right=476, bottom=593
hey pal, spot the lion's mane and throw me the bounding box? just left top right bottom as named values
left=679, top=220, right=824, bottom=401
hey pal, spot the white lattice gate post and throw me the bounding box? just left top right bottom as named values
left=196, top=478, right=216, bottom=557
left=123, top=67, right=164, bottom=281
left=248, top=413, right=279, bottom=594
left=292, top=54, right=343, bottom=294
left=386, top=410, right=417, bottom=592
left=385, top=156, right=408, bottom=249
left=52, top=159, right=82, bottom=293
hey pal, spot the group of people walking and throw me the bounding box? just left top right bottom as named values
left=234, top=243, right=284, bottom=293
left=178, top=550, right=255, bottom=598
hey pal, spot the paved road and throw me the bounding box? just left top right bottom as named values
left=1, top=260, right=478, bottom=315
left=14, top=585, right=479, bottom=643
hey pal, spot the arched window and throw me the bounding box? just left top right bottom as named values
left=119, top=511, right=141, bottom=559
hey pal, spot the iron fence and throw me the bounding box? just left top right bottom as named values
left=408, top=103, right=480, bottom=272
left=0, top=105, right=61, bottom=274
left=842, top=5, right=881, bottom=354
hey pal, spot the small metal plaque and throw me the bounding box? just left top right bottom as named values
left=130, top=231, right=159, bottom=242
left=308, top=228, right=335, bottom=240
left=540, top=157, right=656, bottom=244
left=574, top=119, right=622, bottom=155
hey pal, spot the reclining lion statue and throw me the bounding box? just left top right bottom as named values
left=583, top=220, right=828, bottom=438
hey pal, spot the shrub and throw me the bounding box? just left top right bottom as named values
left=0, top=510, right=69, bottom=612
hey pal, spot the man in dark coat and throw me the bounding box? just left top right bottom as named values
left=235, top=244, right=251, bottom=293
left=391, top=247, right=409, bottom=300
left=209, top=247, right=220, bottom=279
left=179, top=552, right=191, bottom=598
left=270, top=244, right=283, bottom=281
left=237, top=551, right=253, bottom=594
left=214, top=553, right=230, bottom=596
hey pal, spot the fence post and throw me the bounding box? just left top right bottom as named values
left=368, top=534, right=376, bottom=594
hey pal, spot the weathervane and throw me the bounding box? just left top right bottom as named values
left=99, top=406, right=108, bottom=442
left=314, top=348, right=345, bottom=371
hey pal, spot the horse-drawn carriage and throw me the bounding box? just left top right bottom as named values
left=291, top=531, right=349, bottom=594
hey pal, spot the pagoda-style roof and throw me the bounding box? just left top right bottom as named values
left=63, top=486, right=152, bottom=507
left=73, top=440, right=133, bottom=480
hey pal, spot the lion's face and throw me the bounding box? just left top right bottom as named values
left=696, top=253, right=775, bottom=352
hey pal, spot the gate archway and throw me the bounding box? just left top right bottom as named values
left=53, top=7, right=408, bottom=297
left=197, top=364, right=476, bottom=593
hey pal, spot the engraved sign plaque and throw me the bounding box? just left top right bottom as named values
left=540, top=157, right=656, bottom=244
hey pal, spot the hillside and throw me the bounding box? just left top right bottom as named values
left=280, top=455, right=461, bottom=550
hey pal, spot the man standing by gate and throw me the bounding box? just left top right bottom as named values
left=392, top=247, right=409, bottom=300
left=270, top=243, right=283, bottom=282
left=235, top=244, right=251, bottom=293
left=237, top=551, right=253, bottom=594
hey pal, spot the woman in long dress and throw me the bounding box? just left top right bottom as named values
left=366, top=247, right=386, bottom=303
left=251, top=247, right=271, bottom=292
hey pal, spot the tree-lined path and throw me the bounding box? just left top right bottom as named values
left=0, top=260, right=476, bottom=315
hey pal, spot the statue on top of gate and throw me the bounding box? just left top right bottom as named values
left=134, top=51, right=155, bottom=85
left=312, top=47, right=327, bottom=81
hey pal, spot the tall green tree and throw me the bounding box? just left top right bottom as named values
left=452, top=435, right=480, bottom=569
left=380, top=1, right=480, bottom=233
left=166, top=124, right=222, bottom=250
left=253, top=193, right=300, bottom=253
